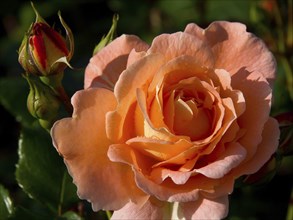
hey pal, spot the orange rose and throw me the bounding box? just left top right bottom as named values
left=51, top=22, right=279, bottom=219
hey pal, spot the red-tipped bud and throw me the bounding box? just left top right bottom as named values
left=18, top=3, right=74, bottom=76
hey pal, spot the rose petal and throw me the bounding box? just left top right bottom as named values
left=136, top=87, right=184, bottom=142
left=126, top=137, right=193, bottom=161
left=51, top=88, right=140, bottom=211
left=214, top=69, right=246, bottom=116
left=109, top=142, right=235, bottom=204
left=232, top=69, right=273, bottom=161
left=148, top=32, right=215, bottom=68
left=185, top=22, right=276, bottom=86
left=106, top=53, right=165, bottom=142
left=127, top=48, right=147, bottom=67
left=111, top=198, right=170, bottom=220
left=235, top=117, right=280, bottom=176
left=181, top=195, right=229, bottom=220
left=194, top=142, right=246, bottom=179
left=84, top=34, right=149, bottom=90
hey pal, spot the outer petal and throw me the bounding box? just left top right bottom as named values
left=51, top=88, right=141, bottom=211
left=84, top=34, right=149, bottom=90
left=194, top=142, right=246, bottom=179
left=181, top=195, right=229, bottom=220
left=235, top=117, right=280, bottom=176
left=184, top=22, right=276, bottom=86
left=148, top=32, right=215, bottom=68
left=111, top=198, right=170, bottom=220
left=232, top=69, right=273, bottom=162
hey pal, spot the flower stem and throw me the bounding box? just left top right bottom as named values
left=106, top=210, right=112, bottom=220
left=286, top=186, right=293, bottom=220
left=55, top=85, right=73, bottom=115
left=58, top=171, right=67, bottom=216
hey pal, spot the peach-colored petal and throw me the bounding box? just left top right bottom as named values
left=106, top=53, right=165, bottom=142
left=148, top=55, right=209, bottom=96
left=136, top=88, right=185, bottom=142
left=194, top=142, right=246, bottom=179
left=235, top=117, right=280, bottom=176
left=51, top=88, right=141, bottom=211
left=84, top=34, right=149, bottom=90
left=127, top=137, right=193, bottom=161
left=185, top=22, right=276, bottom=86
left=111, top=198, right=170, bottom=220
left=181, top=195, right=229, bottom=220
left=232, top=69, right=272, bottom=161
left=214, top=69, right=246, bottom=116
left=149, top=86, right=166, bottom=129
left=108, top=144, right=215, bottom=203
left=148, top=32, right=215, bottom=68
left=127, top=48, right=147, bottom=67
left=149, top=143, right=246, bottom=185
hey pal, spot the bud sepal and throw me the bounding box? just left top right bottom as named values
left=25, top=74, right=61, bottom=130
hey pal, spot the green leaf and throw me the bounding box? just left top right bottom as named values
left=59, top=211, right=83, bottom=220
left=0, top=76, right=36, bottom=128
left=0, top=184, right=13, bottom=219
left=8, top=206, right=52, bottom=220
left=16, top=126, right=78, bottom=214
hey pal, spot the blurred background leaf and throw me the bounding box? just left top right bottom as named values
left=0, top=184, right=13, bottom=219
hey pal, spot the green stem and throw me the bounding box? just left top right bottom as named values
left=58, top=172, right=67, bottom=216
left=287, top=0, right=292, bottom=48
left=279, top=56, right=293, bottom=100
left=55, top=86, right=73, bottom=115
left=274, top=1, right=285, bottom=53
left=287, top=186, right=293, bottom=220
left=106, top=210, right=112, bottom=220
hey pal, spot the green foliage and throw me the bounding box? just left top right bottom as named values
left=0, top=75, right=79, bottom=219
left=0, top=77, right=35, bottom=127
left=0, top=185, right=13, bottom=219
left=16, top=127, right=78, bottom=214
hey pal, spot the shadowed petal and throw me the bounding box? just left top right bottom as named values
left=185, top=22, right=276, bottom=87
left=181, top=195, right=229, bottom=220
left=85, top=34, right=149, bottom=90
left=51, top=88, right=141, bottom=211
left=111, top=198, right=170, bottom=220
left=232, top=69, right=273, bottom=162
left=195, top=142, right=246, bottom=179
left=235, top=117, right=280, bottom=176
left=106, top=53, right=166, bottom=142
left=148, top=32, right=215, bottom=68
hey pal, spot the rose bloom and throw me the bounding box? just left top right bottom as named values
left=52, top=22, right=280, bottom=219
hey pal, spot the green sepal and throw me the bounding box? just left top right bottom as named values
left=58, top=11, right=75, bottom=61
left=93, top=14, right=119, bottom=55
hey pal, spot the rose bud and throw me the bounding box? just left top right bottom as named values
left=18, top=3, right=74, bottom=76
left=26, top=75, right=61, bottom=129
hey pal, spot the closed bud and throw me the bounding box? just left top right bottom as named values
left=26, top=75, right=61, bottom=129
left=18, top=2, right=74, bottom=76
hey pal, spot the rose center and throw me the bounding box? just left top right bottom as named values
left=172, top=92, right=212, bottom=140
